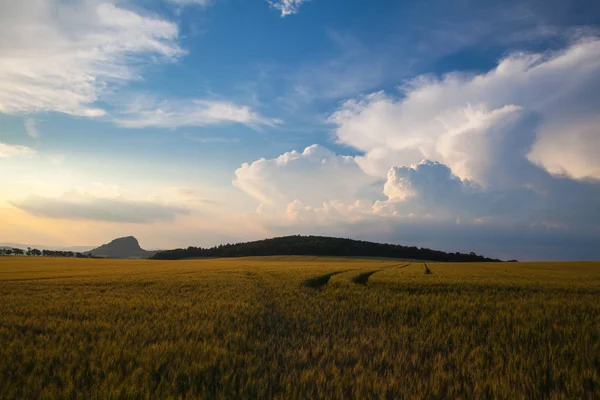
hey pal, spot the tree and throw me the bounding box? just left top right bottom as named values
left=151, top=235, right=502, bottom=262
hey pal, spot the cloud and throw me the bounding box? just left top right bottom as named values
left=11, top=192, right=190, bottom=224
left=329, top=37, right=600, bottom=182
left=24, top=118, right=39, bottom=139
left=268, top=0, right=310, bottom=17
left=238, top=148, right=600, bottom=231
left=382, top=161, right=479, bottom=207
left=0, top=0, right=183, bottom=118
left=115, top=96, right=282, bottom=129
left=233, top=144, right=377, bottom=207
left=375, top=160, right=594, bottom=230
left=235, top=139, right=600, bottom=260
left=167, top=0, right=214, bottom=5
left=0, top=143, right=37, bottom=158
left=230, top=38, right=600, bottom=260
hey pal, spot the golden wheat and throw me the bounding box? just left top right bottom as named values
left=1, top=256, right=599, bottom=399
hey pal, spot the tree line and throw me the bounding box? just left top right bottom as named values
left=152, top=235, right=503, bottom=262
left=0, top=248, right=25, bottom=256
left=0, top=247, right=94, bottom=258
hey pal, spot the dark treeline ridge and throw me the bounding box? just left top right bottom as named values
left=152, top=235, right=502, bottom=262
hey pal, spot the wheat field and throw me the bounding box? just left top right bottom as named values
left=1, top=257, right=599, bottom=399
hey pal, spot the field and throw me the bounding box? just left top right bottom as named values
left=1, top=257, right=599, bottom=399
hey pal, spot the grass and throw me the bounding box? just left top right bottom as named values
left=1, top=256, right=599, bottom=399
left=351, top=270, right=381, bottom=285
left=303, top=270, right=347, bottom=288
left=424, top=263, right=432, bottom=274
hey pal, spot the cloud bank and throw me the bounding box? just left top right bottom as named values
left=12, top=192, right=190, bottom=224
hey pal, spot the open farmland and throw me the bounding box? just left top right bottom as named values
left=1, top=257, right=599, bottom=399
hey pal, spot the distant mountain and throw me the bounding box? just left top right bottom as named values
left=89, top=236, right=156, bottom=259
left=152, top=235, right=502, bottom=262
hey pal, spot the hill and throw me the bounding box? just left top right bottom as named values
left=89, top=236, right=156, bottom=259
left=152, top=235, right=501, bottom=262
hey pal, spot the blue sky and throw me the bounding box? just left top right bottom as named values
left=1, top=0, right=600, bottom=260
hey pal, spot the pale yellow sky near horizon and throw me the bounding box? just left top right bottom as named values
left=0, top=200, right=269, bottom=249
left=0, top=164, right=269, bottom=248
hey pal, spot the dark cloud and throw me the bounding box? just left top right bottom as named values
left=383, top=155, right=600, bottom=232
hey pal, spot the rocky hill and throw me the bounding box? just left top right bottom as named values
left=89, top=236, right=156, bottom=259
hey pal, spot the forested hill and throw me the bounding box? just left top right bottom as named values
left=151, top=235, right=502, bottom=262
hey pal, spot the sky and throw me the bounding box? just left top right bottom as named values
left=1, top=0, right=600, bottom=260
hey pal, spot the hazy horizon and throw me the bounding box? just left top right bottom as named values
left=2, top=0, right=600, bottom=261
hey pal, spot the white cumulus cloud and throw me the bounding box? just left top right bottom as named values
left=329, top=38, right=600, bottom=182
left=233, top=144, right=376, bottom=207
left=376, top=160, right=540, bottom=222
